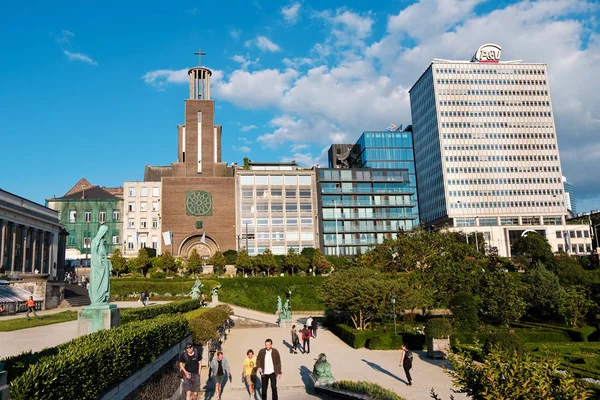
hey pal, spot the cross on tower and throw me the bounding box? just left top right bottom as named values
left=194, top=49, right=206, bottom=66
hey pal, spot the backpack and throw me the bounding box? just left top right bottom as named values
left=404, top=350, right=413, bottom=364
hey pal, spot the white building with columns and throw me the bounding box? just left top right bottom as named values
left=0, top=188, right=66, bottom=279
left=409, top=44, right=593, bottom=257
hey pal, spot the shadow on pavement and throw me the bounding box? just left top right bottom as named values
left=414, top=351, right=453, bottom=368
left=361, top=359, right=407, bottom=385
left=282, top=339, right=294, bottom=353
left=300, top=365, right=314, bottom=394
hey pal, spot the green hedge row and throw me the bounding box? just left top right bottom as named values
left=331, top=380, right=407, bottom=400
left=185, top=306, right=233, bottom=345
left=511, top=321, right=597, bottom=342
left=120, top=299, right=201, bottom=323
left=109, top=278, right=220, bottom=298
left=331, top=324, right=426, bottom=350
left=9, top=315, right=190, bottom=400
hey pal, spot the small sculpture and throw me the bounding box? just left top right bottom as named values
left=211, top=285, right=221, bottom=297
left=279, top=299, right=292, bottom=320
left=189, top=278, right=203, bottom=300
left=313, top=353, right=335, bottom=383
left=276, top=296, right=283, bottom=314
left=89, top=225, right=112, bottom=305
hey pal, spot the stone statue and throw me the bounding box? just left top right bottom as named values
left=276, top=296, right=282, bottom=314
left=279, top=299, right=292, bottom=320
left=190, top=278, right=203, bottom=299
left=89, top=225, right=112, bottom=305
left=211, top=285, right=221, bottom=297
left=313, top=353, right=335, bottom=383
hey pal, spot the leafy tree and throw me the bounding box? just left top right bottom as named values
left=274, top=254, right=286, bottom=274
left=552, top=253, right=589, bottom=286
left=256, top=249, right=277, bottom=276
left=208, top=250, right=227, bottom=276
left=449, top=292, right=479, bottom=332
left=523, top=264, right=562, bottom=320
left=151, top=255, right=165, bottom=271
left=311, top=248, right=331, bottom=275
left=480, top=272, right=526, bottom=326
left=558, top=285, right=595, bottom=327
left=186, top=249, right=203, bottom=274
left=325, top=255, right=351, bottom=271
left=433, top=346, right=593, bottom=400
left=511, top=232, right=555, bottom=268
left=110, top=248, right=128, bottom=277
left=161, top=251, right=177, bottom=273
left=300, top=247, right=316, bottom=262
left=130, top=248, right=151, bottom=276
left=319, top=267, right=392, bottom=330
left=223, top=249, right=238, bottom=265
left=284, top=248, right=302, bottom=276
left=236, top=248, right=253, bottom=276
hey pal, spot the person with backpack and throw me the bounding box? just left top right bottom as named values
left=399, top=344, right=413, bottom=386
left=179, top=343, right=202, bottom=400
left=301, top=324, right=311, bottom=354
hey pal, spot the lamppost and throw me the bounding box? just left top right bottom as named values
left=391, top=295, right=397, bottom=335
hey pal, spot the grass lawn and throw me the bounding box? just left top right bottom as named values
left=0, top=310, right=78, bottom=332
left=527, top=342, right=600, bottom=381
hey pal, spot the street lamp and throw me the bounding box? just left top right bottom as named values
left=391, top=295, right=397, bottom=336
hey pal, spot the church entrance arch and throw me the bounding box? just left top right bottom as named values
left=179, top=234, right=219, bottom=259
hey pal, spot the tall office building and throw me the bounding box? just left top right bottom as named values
left=409, top=44, right=592, bottom=256
left=562, top=176, right=577, bottom=216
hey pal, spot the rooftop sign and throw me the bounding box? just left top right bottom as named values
left=471, top=44, right=502, bottom=63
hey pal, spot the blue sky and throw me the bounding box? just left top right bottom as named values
left=1, top=0, right=599, bottom=211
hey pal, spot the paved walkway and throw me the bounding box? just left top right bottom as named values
left=201, top=304, right=466, bottom=400
left=0, top=301, right=170, bottom=359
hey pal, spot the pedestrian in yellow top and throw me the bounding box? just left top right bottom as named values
left=242, top=349, right=258, bottom=400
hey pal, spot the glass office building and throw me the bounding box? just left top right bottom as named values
left=316, top=168, right=418, bottom=256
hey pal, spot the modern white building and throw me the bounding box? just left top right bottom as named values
left=409, top=44, right=592, bottom=256
left=123, top=181, right=162, bottom=256
left=235, top=162, right=318, bottom=255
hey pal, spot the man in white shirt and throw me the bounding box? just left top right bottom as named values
left=256, top=339, right=282, bottom=400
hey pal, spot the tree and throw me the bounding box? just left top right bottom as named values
left=559, top=285, right=594, bottom=327
left=511, top=232, right=555, bottom=268
left=319, top=267, right=392, bottom=330
left=236, top=248, right=253, bottom=276
left=480, top=272, right=526, bottom=326
left=284, top=248, right=302, bottom=276
left=161, top=251, right=177, bottom=273
left=223, top=249, right=238, bottom=265
left=110, top=248, right=128, bottom=277
left=300, top=247, right=316, bottom=262
left=433, top=346, right=593, bottom=400
left=209, top=250, right=227, bottom=276
left=311, top=248, right=331, bottom=275
left=256, top=249, right=277, bottom=276
left=449, top=292, right=479, bottom=332
left=523, top=265, right=562, bottom=320
left=186, top=249, right=203, bottom=274
left=130, top=248, right=151, bottom=276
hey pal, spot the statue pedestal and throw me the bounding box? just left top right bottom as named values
left=78, top=303, right=120, bottom=335
left=211, top=294, right=218, bottom=305
left=278, top=314, right=294, bottom=328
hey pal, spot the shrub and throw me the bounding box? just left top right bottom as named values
left=514, top=329, right=569, bottom=343
left=449, top=292, right=479, bottom=332
left=425, top=318, right=453, bottom=339
left=331, top=324, right=372, bottom=349
left=400, top=333, right=427, bottom=350
left=120, top=299, right=201, bottom=323
left=367, top=334, right=404, bottom=350
left=331, top=381, right=406, bottom=400
left=200, top=308, right=230, bottom=327
left=215, top=304, right=234, bottom=316
left=9, top=315, right=189, bottom=399
left=188, top=318, right=218, bottom=344
left=483, top=332, right=525, bottom=356
left=110, top=278, right=220, bottom=299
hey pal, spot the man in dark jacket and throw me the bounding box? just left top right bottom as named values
left=256, top=338, right=282, bottom=400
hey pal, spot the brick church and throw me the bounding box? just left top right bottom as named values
left=145, top=62, right=236, bottom=259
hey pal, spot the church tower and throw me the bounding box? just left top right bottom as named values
left=176, top=53, right=222, bottom=177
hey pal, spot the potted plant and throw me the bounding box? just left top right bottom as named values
left=425, top=318, right=452, bottom=359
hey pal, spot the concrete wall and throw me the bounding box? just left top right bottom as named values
left=99, top=335, right=191, bottom=400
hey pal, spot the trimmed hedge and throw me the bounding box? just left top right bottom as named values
left=184, top=307, right=232, bottom=345
left=331, top=324, right=373, bottom=349
left=425, top=318, right=452, bottom=339
left=367, top=335, right=404, bottom=350
left=483, top=332, right=525, bottom=355
left=511, top=321, right=597, bottom=342
left=332, top=324, right=425, bottom=350
left=9, top=315, right=190, bottom=400
left=110, top=278, right=220, bottom=299
left=120, top=299, right=201, bottom=324
left=331, top=381, right=406, bottom=400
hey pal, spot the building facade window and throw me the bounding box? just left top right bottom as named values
left=140, top=187, right=148, bottom=197
left=99, top=211, right=106, bottom=223
left=140, top=219, right=147, bottom=229
left=152, top=202, right=159, bottom=212
left=128, top=220, right=135, bottom=228
left=129, top=187, right=136, bottom=197
left=113, top=211, right=120, bottom=221
left=128, top=203, right=135, bottom=212
left=152, top=218, right=158, bottom=228
left=140, top=202, right=148, bottom=212
left=69, top=210, right=77, bottom=223
left=112, top=236, right=120, bottom=244
left=84, top=212, right=92, bottom=223
left=152, top=187, right=159, bottom=197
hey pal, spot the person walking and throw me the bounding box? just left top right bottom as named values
left=179, top=343, right=202, bottom=400
left=301, top=324, right=311, bottom=355
left=24, top=296, right=38, bottom=320
left=256, top=338, right=282, bottom=400
left=210, top=351, right=231, bottom=400
left=290, top=325, right=301, bottom=354
left=306, top=316, right=313, bottom=338
left=242, top=349, right=258, bottom=400
left=399, top=344, right=413, bottom=386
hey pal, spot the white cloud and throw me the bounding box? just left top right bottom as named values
left=291, top=143, right=308, bottom=151
left=212, top=68, right=298, bottom=108
left=240, top=125, right=257, bottom=132
left=142, top=68, right=188, bottom=90
left=282, top=3, right=301, bottom=23
left=283, top=57, right=313, bottom=68
left=233, top=145, right=252, bottom=153
left=63, top=50, right=97, bottom=65
left=280, top=146, right=329, bottom=168
left=246, top=36, right=281, bottom=52
left=230, top=29, right=241, bottom=39
left=232, top=54, right=259, bottom=70
left=331, top=9, right=373, bottom=39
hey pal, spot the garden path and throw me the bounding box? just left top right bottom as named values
left=201, top=304, right=467, bottom=400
